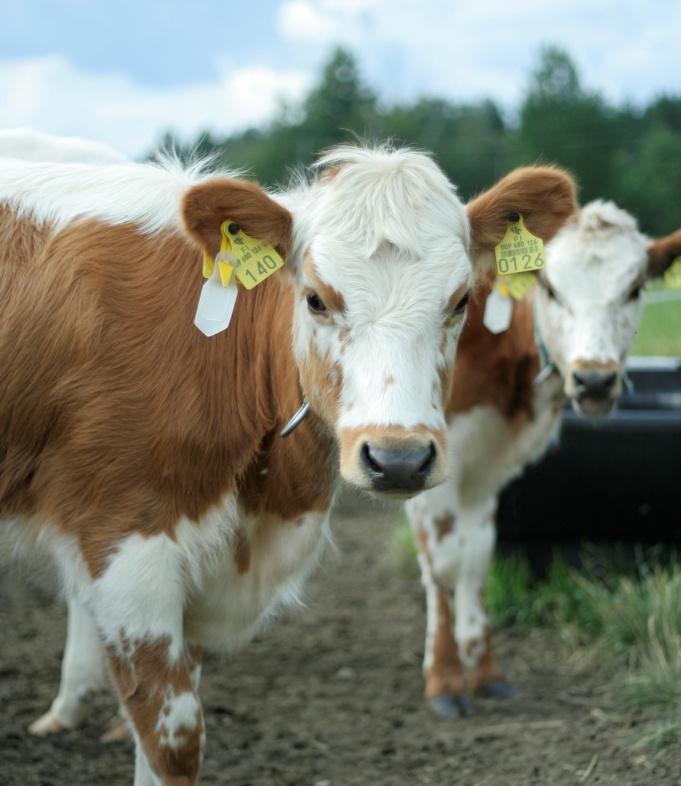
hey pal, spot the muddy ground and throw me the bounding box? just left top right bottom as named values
left=2, top=500, right=680, bottom=786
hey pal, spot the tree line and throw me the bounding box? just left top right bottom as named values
left=154, top=46, right=681, bottom=237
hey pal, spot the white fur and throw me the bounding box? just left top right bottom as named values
left=0, top=128, right=126, bottom=165
left=156, top=691, right=202, bottom=751
left=0, top=154, right=234, bottom=235
left=185, top=509, right=331, bottom=651
left=538, top=200, right=648, bottom=378
left=29, top=597, right=107, bottom=734
left=286, top=145, right=472, bottom=430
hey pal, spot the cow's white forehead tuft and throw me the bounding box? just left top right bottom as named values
left=577, top=199, right=640, bottom=237
left=283, top=144, right=470, bottom=270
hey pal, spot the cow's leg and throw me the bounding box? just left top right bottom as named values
left=408, top=489, right=470, bottom=719
left=29, top=596, right=107, bottom=735
left=106, top=640, right=204, bottom=786
left=454, top=498, right=513, bottom=698
left=90, top=532, right=205, bottom=786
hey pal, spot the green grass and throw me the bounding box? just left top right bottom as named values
left=633, top=287, right=681, bottom=357
left=392, top=519, right=681, bottom=753
left=486, top=551, right=681, bottom=752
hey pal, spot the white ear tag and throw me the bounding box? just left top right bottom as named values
left=194, top=250, right=238, bottom=337
left=483, top=284, right=513, bottom=334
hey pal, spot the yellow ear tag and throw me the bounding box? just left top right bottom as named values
left=500, top=271, right=538, bottom=300
left=203, top=251, right=215, bottom=279
left=664, top=256, right=681, bottom=289
left=495, top=214, right=545, bottom=276
left=221, top=220, right=284, bottom=290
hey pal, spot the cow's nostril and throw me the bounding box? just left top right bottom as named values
left=361, top=443, right=384, bottom=475
left=417, top=442, right=437, bottom=476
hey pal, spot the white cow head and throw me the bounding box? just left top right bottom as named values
left=536, top=200, right=681, bottom=416
left=184, top=148, right=576, bottom=496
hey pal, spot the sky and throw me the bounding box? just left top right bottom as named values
left=1, top=0, right=680, bottom=157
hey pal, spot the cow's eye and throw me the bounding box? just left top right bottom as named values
left=306, top=292, right=327, bottom=315
left=445, top=291, right=470, bottom=326
left=453, top=291, right=470, bottom=314
left=628, top=283, right=643, bottom=301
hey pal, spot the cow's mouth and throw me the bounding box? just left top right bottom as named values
left=571, top=394, right=616, bottom=418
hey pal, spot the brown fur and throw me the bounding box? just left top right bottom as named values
left=434, top=513, right=455, bottom=541
left=108, top=637, right=203, bottom=782
left=181, top=178, right=292, bottom=260
left=233, top=527, right=251, bottom=575
left=647, top=229, right=681, bottom=277
left=466, top=627, right=503, bottom=692
left=0, top=183, right=326, bottom=578
left=447, top=277, right=539, bottom=419
left=467, top=167, right=578, bottom=270
left=303, top=253, right=347, bottom=314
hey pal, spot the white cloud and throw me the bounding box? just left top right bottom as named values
left=279, top=1, right=337, bottom=41
left=278, top=0, right=375, bottom=43
left=277, top=0, right=681, bottom=108
left=0, top=55, right=311, bottom=157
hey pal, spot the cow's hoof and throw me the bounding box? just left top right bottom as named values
left=427, top=694, right=473, bottom=719
left=101, top=715, right=132, bottom=743
left=475, top=680, right=518, bottom=699
left=29, top=710, right=72, bottom=736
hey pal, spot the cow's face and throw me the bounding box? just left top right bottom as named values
left=536, top=201, right=681, bottom=417
left=291, top=200, right=470, bottom=497
left=286, top=152, right=577, bottom=496
left=182, top=152, right=577, bottom=497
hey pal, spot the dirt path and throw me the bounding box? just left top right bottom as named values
left=2, top=501, right=680, bottom=785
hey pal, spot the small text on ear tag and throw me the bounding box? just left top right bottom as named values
left=664, top=256, right=681, bottom=289
left=483, top=283, right=513, bottom=334
left=495, top=214, right=545, bottom=276
left=221, top=221, right=285, bottom=290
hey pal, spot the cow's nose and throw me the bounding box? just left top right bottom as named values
left=360, top=441, right=437, bottom=492
left=572, top=369, right=617, bottom=399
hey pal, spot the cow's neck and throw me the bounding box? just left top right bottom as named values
left=235, top=274, right=338, bottom=520
left=446, top=277, right=540, bottom=421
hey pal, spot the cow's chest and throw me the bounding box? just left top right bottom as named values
left=451, top=388, right=562, bottom=507
left=184, top=507, right=331, bottom=651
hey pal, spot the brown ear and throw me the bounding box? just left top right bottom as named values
left=466, top=166, right=578, bottom=268
left=181, top=178, right=293, bottom=258
left=647, top=229, right=681, bottom=278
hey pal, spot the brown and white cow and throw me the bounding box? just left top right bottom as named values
left=406, top=199, right=681, bottom=719
left=0, top=143, right=576, bottom=784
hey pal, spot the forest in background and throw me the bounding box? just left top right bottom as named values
left=153, top=46, right=681, bottom=238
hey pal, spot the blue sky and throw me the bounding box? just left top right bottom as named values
left=1, top=0, right=680, bottom=156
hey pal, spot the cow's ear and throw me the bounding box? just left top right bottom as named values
left=647, top=229, right=681, bottom=278
left=181, top=178, right=293, bottom=259
left=466, top=166, right=578, bottom=272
